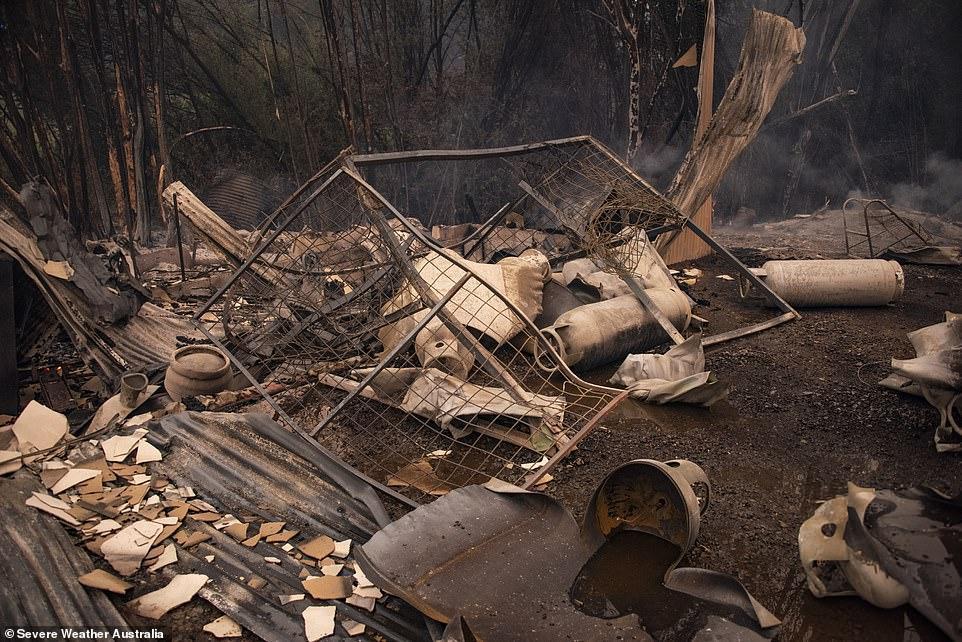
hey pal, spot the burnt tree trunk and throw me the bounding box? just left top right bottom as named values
left=662, top=10, right=805, bottom=256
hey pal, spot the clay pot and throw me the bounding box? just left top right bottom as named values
left=119, top=372, right=148, bottom=407
left=164, top=345, right=233, bottom=401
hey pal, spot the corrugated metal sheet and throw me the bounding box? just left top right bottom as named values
left=149, top=411, right=429, bottom=641
left=0, top=214, right=201, bottom=382
left=0, top=477, right=128, bottom=628
left=202, top=170, right=280, bottom=231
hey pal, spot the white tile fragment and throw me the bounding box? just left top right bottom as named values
left=302, top=605, right=336, bottom=642
left=12, top=401, right=68, bottom=455
left=147, top=544, right=178, bottom=572
left=50, top=468, right=99, bottom=495
left=126, top=573, right=208, bottom=619
left=25, top=491, right=80, bottom=526
left=278, top=594, right=305, bottom=605
left=135, top=441, right=163, bottom=464
left=203, top=615, right=242, bottom=638
left=330, top=539, right=351, bottom=559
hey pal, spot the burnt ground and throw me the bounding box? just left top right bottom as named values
left=546, top=220, right=962, bottom=641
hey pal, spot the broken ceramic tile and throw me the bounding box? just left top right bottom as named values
left=279, top=594, right=305, bottom=605
left=281, top=543, right=294, bottom=553
left=101, top=519, right=164, bottom=575
left=125, top=483, right=151, bottom=506
left=126, top=573, right=208, bottom=619
left=302, top=605, right=336, bottom=642
left=77, top=568, right=134, bottom=594
left=266, top=529, right=298, bottom=543
left=26, top=491, right=80, bottom=526
left=203, top=615, right=242, bottom=638
left=212, top=514, right=240, bottom=530
left=147, top=543, right=178, bottom=572
left=174, top=531, right=210, bottom=548
left=50, top=468, right=100, bottom=495
left=258, top=521, right=285, bottom=538
left=264, top=556, right=281, bottom=564
left=189, top=499, right=217, bottom=512
left=330, top=539, right=351, bottom=559
left=130, top=474, right=152, bottom=485
left=224, top=522, right=248, bottom=541
left=241, top=534, right=262, bottom=548
left=321, top=564, right=343, bottom=577
left=352, top=567, right=374, bottom=589
left=101, top=430, right=148, bottom=463
left=345, top=594, right=376, bottom=612
left=0, top=449, right=22, bottom=475
left=125, top=413, right=153, bottom=427
left=87, top=519, right=123, bottom=535
left=135, top=441, right=162, bottom=464
left=342, top=619, right=366, bottom=636
left=353, top=585, right=383, bottom=599
left=204, top=554, right=215, bottom=563
left=13, top=401, right=68, bottom=457
left=298, top=535, right=335, bottom=560
left=302, top=576, right=352, bottom=600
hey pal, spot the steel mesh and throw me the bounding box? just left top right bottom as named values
left=191, top=158, right=626, bottom=504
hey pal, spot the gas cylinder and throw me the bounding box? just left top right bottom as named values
left=752, top=259, right=904, bottom=307
left=540, top=288, right=691, bottom=371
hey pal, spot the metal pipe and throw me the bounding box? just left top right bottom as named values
left=172, top=193, right=186, bottom=282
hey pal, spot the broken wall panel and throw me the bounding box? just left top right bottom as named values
left=0, top=477, right=128, bottom=628
left=185, top=166, right=623, bottom=504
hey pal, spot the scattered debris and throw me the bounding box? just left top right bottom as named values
left=299, top=535, right=336, bottom=560
left=101, top=519, right=164, bottom=575
left=146, top=544, right=177, bottom=572
left=302, top=575, right=353, bottom=600
left=342, top=619, right=366, bottom=636
left=101, top=429, right=148, bottom=462
left=12, top=400, right=68, bottom=457
left=126, top=573, right=208, bottom=619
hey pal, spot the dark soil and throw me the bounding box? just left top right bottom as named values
left=546, top=228, right=962, bottom=642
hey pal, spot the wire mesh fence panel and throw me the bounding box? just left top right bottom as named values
left=842, top=198, right=935, bottom=258
left=354, top=137, right=686, bottom=273
left=190, top=162, right=622, bottom=504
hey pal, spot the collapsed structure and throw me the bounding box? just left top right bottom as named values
left=0, top=7, right=959, bottom=642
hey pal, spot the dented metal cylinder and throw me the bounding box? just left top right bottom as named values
left=541, top=289, right=691, bottom=371
left=755, top=259, right=904, bottom=308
